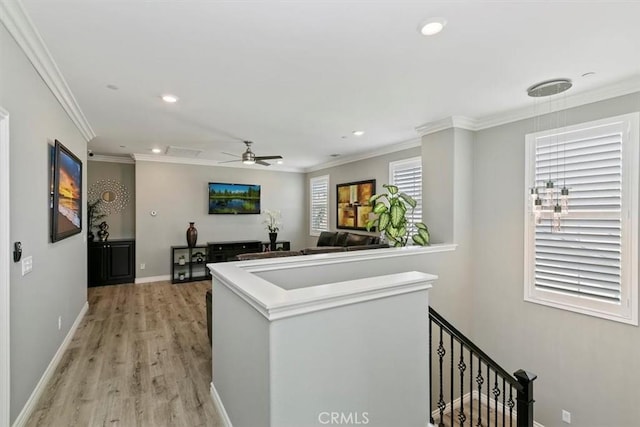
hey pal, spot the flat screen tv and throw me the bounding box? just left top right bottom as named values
left=208, top=182, right=261, bottom=214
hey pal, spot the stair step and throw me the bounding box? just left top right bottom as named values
left=433, top=397, right=517, bottom=427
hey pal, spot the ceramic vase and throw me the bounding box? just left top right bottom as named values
left=186, top=222, right=198, bottom=247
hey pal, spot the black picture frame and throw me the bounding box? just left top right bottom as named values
left=51, top=140, right=83, bottom=242
left=336, top=179, right=376, bottom=231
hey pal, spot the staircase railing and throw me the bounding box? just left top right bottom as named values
left=429, top=307, right=537, bottom=427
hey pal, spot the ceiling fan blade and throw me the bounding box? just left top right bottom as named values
left=256, top=160, right=272, bottom=166
left=218, top=159, right=242, bottom=164
left=254, top=155, right=283, bottom=161
left=221, top=152, right=240, bottom=158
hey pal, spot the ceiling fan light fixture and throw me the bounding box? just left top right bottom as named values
left=242, top=150, right=256, bottom=164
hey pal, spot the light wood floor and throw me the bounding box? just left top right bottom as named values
left=25, top=280, right=222, bottom=427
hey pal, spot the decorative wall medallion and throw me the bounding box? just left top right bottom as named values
left=88, top=179, right=129, bottom=214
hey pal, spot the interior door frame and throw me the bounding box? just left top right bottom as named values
left=0, top=107, right=10, bottom=426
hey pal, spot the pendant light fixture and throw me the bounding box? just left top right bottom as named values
left=527, top=78, right=572, bottom=232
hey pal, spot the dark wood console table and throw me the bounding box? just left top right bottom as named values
left=207, top=240, right=262, bottom=263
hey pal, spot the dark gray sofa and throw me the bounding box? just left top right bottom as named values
left=301, top=231, right=388, bottom=255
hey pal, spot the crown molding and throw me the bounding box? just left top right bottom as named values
left=0, top=0, right=96, bottom=142
left=304, top=137, right=421, bottom=173
left=474, top=75, right=640, bottom=130
left=131, top=153, right=304, bottom=173
left=415, top=116, right=478, bottom=137
left=415, top=76, right=640, bottom=136
left=89, top=155, right=135, bottom=164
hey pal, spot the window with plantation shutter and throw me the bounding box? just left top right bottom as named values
left=389, top=157, right=422, bottom=234
left=310, top=175, right=329, bottom=236
left=524, top=113, right=639, bottom=325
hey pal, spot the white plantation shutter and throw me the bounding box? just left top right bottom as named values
left=389, top=157, right=422, bottom=233
left=310, top=175, right=329, bottom=235
left=525, top=114, right=639, bottom=325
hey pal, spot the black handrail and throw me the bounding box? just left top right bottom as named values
left=429, top=307, right=537, bottom=427
left=429, top=307, right=522, bottom=391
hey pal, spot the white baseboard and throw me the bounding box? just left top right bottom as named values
left=431, top=390, right=544, bottom=427
left=134, top=274, right=170, bottom=284
left=11, top=301, right=89, bottom=427
left=210, top=382, right=232, bottom=427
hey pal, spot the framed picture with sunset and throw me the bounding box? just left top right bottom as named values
left=336, top=179, right=376, bottom=230
left=51, top=140, right=82, bottom=242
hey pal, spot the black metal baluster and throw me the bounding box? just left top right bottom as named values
left=486, top=364, right=490, bottom=426
left=469, top=351, right=473, bottom=424
left=450, top=334, right=454, bottom=420
left=493, top=370, right=500, bottom=427
left=429, top=319, right=434, bottom=424
left=458, top=341, right=466, bottom=426
left=502, top=378, right=506, bottom=427
left=507, top=385, right=515, bottom=427
left=437, top=326, right=446, bottom=425
left=476, top=361, right=483, bottom=427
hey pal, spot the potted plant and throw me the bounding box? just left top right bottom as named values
left=262, top=209, right=282, bottom=247
left=87, top=199, right=107, bottom=241
left=366, top=184, right=430, bottom=247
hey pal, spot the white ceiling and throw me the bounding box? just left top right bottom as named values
left=20, top=0, right=640, bottom=170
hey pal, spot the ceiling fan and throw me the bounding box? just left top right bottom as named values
left=220, top=141, right=283, bottom=166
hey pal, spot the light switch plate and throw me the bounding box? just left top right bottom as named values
left=21, top=256, right=33, bottom=276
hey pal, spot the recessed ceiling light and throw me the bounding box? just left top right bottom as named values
left=418, top=17, right=447, bottom=36
left=276, top=159, right=284, bottom=165
left=161, top=94, right=178, bottom=103
left=352, top=130, right=365, bottom=136
left=106, top=84, right=119, bottom=90
left=582, top=71, right=596, bottom=78
left=152, top=148, right=162, bottom=154
left=330, top=153, right=340, bottom=158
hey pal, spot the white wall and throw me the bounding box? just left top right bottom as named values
left=135, top=161, right=306, bottom=278
left=471, top=92, right=640, bottom=427
left=0, top=23, right=87, bottom=423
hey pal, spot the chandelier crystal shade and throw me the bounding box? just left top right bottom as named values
left=527, top=78, right=572, bottom=232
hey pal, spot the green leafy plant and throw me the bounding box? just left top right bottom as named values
left=366, top=184, right=430, bottom=247
left=87, top=199, right=107, bottom=232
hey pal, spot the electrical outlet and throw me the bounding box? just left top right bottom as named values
left=57, top=316, right=62, bottom=330
left=562, top=409, right=571, bottom=423
left=140, top=263, right=146, bottom=270
left=21, top=256, right=33, bottom=276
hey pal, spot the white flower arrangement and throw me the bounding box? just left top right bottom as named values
left=262, top=209, right=282, bottom=233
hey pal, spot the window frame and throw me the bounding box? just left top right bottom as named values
left=389, top=156, right=423, bottom=231
left=523, top=113, right=639, bottom=325
left=309, top=175, right=330, bottom=236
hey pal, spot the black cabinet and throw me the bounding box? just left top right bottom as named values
left=172, top=245, right=210, bottom=284
left=88, top=239, right=135, bottom=287
left=261, top=241, right=291, bottom=252
left=207, top=240, right=262, bottom=263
